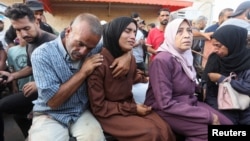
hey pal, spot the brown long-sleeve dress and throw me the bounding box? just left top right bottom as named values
left=87, top=48, right=175, bottom=141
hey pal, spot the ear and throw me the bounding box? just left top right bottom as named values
left=65, top=26, right=71, bottom=37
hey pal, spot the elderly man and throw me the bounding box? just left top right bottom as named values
left=29, top=13, right=105, bottom=141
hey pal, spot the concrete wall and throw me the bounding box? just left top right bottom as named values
left=2, top=1, right=213, bottom=33
left=1, top=0, right=166, bottom=33
left=43, top=2, right=163, bottom=32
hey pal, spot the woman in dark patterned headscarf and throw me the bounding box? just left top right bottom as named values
left=204, top=25, right=250, bottom=124
left=87, top=16, right=175, bottom=141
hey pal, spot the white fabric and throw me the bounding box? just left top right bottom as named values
left=0, top=30, right=7, bottom=50
left=132, top=82, right=149, bottom=104
left=28, top=110, right=105, bottom=141
left=218, top=73, right=250, bottom=110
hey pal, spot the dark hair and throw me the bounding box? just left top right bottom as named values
left=4, top=3, right=35, bottom=22
left=218, top=8, right=234, bottom=18
left=148, top=23, right=155, bottom=28
left=0, top=41, right=3, bottom=48
left=158, top=8, right=170, bottom=15
left=131, top=12, right=140, bottom=18
left=104, top=16, right=137, bottom=58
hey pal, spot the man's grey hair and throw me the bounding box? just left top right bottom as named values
left=195, top=15, right=208, bottom=23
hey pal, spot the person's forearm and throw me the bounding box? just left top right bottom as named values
left=147, top=46, right=156, bottom=54
left=0, top=51, right=7, bottom=71
left=48, top=70, right=87, bottom=109
left=0, top=62, right=6, bottom=71
left=12, top=66, right=32, bottom=80
left=192, top=30, right=203, bottom=37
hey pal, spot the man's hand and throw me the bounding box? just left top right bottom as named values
left=136, top=104, right=152, bottom=116
left=208, top=73, right=221, bottom=82
left=110, top=52, right=131, bottom=78
left=80, top=53, right=103, bottom=76
left=0, top=71, right=14, bottom=84
left=202, top=32, right=213, bottom=40
left=23, top=82, right=37, bottom=97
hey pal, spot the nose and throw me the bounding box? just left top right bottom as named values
left=19, top=30, right=28, bottom=37
left=131, top=34, right=136, bottom=39
left=163, top=15, right=169, bottom=20
left=35, top=15, right=42, bottom=21
left=183, top=31, right=190, bottom=38
left=213, top=48, right=219, bottom=53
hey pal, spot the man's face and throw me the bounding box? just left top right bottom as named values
left=199, top=20, right=207, bottom=30
left=11, top=16, right=39, bottom=43
left=0, top=22, right=3, bottom=31
left=34, top=10, right=44, bottom=23
left=133, top=17, right=141, bottom=28
left=65, top=21, right=100, bottom=61
left=159, top=11, right=170, bottom=25
left=220, top=11, right=233, bottom=24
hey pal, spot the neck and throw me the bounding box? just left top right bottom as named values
left=158, top=24, right=166, bottom=31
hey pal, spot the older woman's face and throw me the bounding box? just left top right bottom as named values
left=119, top=22, right=136, bottom=52
left=212, top=38, right=229, bottom=57
left=174, top=21, right=193, bottom=51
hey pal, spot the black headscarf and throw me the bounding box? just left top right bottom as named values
left=212, top=25, right=250, bottom=75
left=103, top=16, right=137, bottom=58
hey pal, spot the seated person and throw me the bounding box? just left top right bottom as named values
left=87, top=16, right=175, bottom=141
left=203, top=25, right=250, bottom=124
left=144, top=18, right=233, bottom=141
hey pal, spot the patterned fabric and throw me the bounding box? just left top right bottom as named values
left=7, top=45, right=34, bottom=91
left=31, top=36, right=101, bottom=126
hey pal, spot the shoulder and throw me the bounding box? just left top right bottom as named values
left=7, top=45, right=18, bottom=53
left=150, top=28, right=161, bottom=33
left=153, top=51, right=175, bottom=65
left=205, top=24, right=218, bottom=32
left=41, top=22, right=51, bottom=27
left=42, top=31, right=57, bottom=40
left=220, top=19, right=247, bottom=28
left=148, top=28, right=157, bottom=35
left=40, top=22, right=53, bottom=29
left=35, top=38, right=58, bottom=54
left=150, top=52, right=177, bottom=75
left=155, top=51, right=172, bottom=59
left=136, top=30, right=144, bottom=37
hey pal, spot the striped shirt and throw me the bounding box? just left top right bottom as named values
left=31, top=36, right=102, bottom=126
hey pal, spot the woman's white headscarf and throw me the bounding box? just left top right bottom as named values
left=157, top=18, right=196, bottom=81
